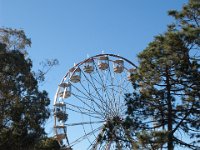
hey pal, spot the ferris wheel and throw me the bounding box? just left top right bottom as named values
left=53, top=54, right=137, bottom=150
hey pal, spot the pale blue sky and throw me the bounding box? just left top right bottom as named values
left=1, top=0, right=188, bottom=149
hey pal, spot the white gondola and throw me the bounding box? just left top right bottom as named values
left=54, top=125, right=66, bottom=140
left=113, top=59, right=124, bottom=73
left=54, top=102, right=68, bottom=122
left=83, top=58, right=94, bottom=73
left=69, top=67, right=81, bottom=83
left=59, top=82, right=71, bottom=98
left=98, top=56, right=109, bottom=70
left=127, top=68, right=137, bottom=81
left=53, top=54, right=139, bottom=149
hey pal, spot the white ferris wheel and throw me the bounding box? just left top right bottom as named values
left=53, top=54, right=137, bottom=150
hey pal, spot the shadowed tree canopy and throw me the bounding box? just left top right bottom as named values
left=0, top=28, right=59, bottom=150
left=34, top=137, right=60, bottom=150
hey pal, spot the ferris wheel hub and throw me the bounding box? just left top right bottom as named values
left=53, top=54, right=137, bottom=150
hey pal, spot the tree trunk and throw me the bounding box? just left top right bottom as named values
left=166, top=66, right=173, bottom=150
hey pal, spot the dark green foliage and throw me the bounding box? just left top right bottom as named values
left=0, top=28, right=56, bottom=150
left=34, top=137, right=60, bottom=150
left=125, top=0, right=200, bottom=149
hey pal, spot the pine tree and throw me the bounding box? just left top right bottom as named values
left=126, top=0, right=200, bottom=149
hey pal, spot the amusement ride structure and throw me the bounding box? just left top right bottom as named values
left=53, top=54, right=137, bottom=150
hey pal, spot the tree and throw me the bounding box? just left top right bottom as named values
left=34, top=137, right=60, bottom=150
left=0, top=28, right=59, bottom=150
left=126, top=0, right=200, bottom=149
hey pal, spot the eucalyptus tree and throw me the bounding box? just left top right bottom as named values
left=0, top=28, right=58, bottom=150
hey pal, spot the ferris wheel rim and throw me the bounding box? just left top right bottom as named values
left=53, top=53, right=137, bottom=149
left=54, top=54, right=137, bottom=104
left=64, top=53, right=137, bottom=77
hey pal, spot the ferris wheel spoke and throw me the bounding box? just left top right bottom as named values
left=106, top=62, right=127, bottom=118
left=119, top=75, right=133, bottom=113
left=66, top=102, right=103, bottom=120
left=66, top=100, right=100, bottom=117
left=111, top=73, right=122, bottom=115
left=93, top=62, right=111, bottom=110
left=90, top=127, right=106, bottom=150
left=63, top=127, right=70, bottom=146
left=73, top=86, right=102, bottom=112
left=88, top=73, right=112, bottom=115
left=71, top=82, right=97, bottom=101
left=107, top=64, right=117, bottom=111
left=120, top=106, right=128, bottom=116
left=77, top=88, right=107, bottom=117
left=81, top=70, right=111, bottom=110
left=53, top=54, right=137, bottom=149
left=82, top=120, right=94, bottom=147
left=79, top=79, right=107, bottom=112
left=88, top=73, right=115, bottom=117
left=88, top=115, right=100, bottom=147
left=65, top=120, right=104, bottom=126
left=71, top=93, right=102, bottom=115
left=86, top=138, right=98, bottom=150
left=89, top=81, right=114, bottom=116
left=71, top=84, right=106, bottom=115
left=123, top=78, right=132, bottom=93
left=101, top=87, right=118, bottom=116
left=101, top=90, right=116, bottom=117
left=89, top=73, right=104, bottom=87
left=96, top=68, right=118, bottom=117
left=72, top=88, right=102, bottom=106
left=86, top=129, right=109, bottom=150
left=93, top=61, right=105, bottom=84
left=70, top=125, right=103, bottom=147
left=116, top=73, right=125, bottom=113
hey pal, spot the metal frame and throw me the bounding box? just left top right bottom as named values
left=53, top=54, right=137, bottom=150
